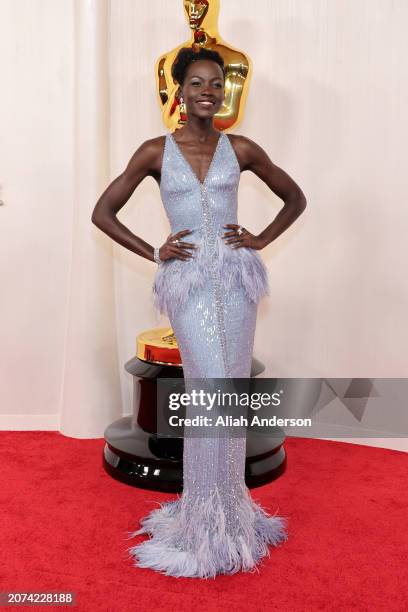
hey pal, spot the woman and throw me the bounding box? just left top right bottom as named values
left=92, top=47, right=307, bottom=578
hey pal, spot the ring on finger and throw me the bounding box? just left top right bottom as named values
left=236, top=225, right=244, bottom=236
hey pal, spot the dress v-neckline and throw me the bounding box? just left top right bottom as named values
left=169, top=131, right=224, bottom=187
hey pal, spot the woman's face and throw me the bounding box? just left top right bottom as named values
left=181, top=59, right=225, bottom=118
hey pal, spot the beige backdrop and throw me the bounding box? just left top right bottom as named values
left=0, top=1, right=407, bottom=449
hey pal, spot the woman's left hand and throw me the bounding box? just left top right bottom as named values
left=222, top=224, right=265, bottom=250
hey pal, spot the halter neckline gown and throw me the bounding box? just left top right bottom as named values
left=126, top=131, right=288, bottom=578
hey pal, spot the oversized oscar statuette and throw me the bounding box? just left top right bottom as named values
left=102, top=1, right=288, bottom=491
left=155, top=0, right=252, bottom=131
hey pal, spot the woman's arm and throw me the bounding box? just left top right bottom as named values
left=91, top=138, right=161, bottom=262
left=223, top=135, right=307, bottom=250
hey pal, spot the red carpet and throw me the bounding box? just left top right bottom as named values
left=0, top=432, right=407, bottom=612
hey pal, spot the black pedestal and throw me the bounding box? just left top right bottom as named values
left=103, top=357, right=287, bottom=492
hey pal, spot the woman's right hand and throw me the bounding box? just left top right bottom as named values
left=158, top=229, right=197, bottom=262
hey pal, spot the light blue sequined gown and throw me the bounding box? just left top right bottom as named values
left=127, top=131, right=287, bottom=578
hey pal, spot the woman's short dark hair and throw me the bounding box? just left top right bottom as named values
left=171, top=47, right=225, bottom=87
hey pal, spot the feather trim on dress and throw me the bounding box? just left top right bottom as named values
left=153, top=235, right=269, bottom=319
left=126, top=481, right=288, bottom=579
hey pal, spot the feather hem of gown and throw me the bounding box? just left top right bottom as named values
left=125, top=483, right=288, bottom=579
left=152, top=235, right=269, bottom=319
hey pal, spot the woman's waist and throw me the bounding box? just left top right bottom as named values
left=169, top=221, right=238, bottom=238
left=160, top=234, right=266, bottom=272
left=153, top=235, right=269, bottom=313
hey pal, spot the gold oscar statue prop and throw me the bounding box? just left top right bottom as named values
left=155, top=0, right=252, bottom=131
left=105, top=4, right=287, bottom=491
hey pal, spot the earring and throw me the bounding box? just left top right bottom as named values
left=179, top=96, right=186, bottom=115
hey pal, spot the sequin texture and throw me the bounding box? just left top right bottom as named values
left=126, top=131, right=288, bottom=578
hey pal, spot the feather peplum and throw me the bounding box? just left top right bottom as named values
left=152, top=234, right=269, bottom=319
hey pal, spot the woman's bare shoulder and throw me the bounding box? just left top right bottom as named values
left=225, top=133, right=260, bottom=172
left=226, top=133, right=260, bottom=150
left=226, top=133, right=277, bottom=173
left=127, top=135, right=166, bottom=178
left=136, top=134, right=166, bottom=156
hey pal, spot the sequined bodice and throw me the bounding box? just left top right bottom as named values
left=153, top=131, right=269, bottom=319
left=160, top=132, right=241, bottom=244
